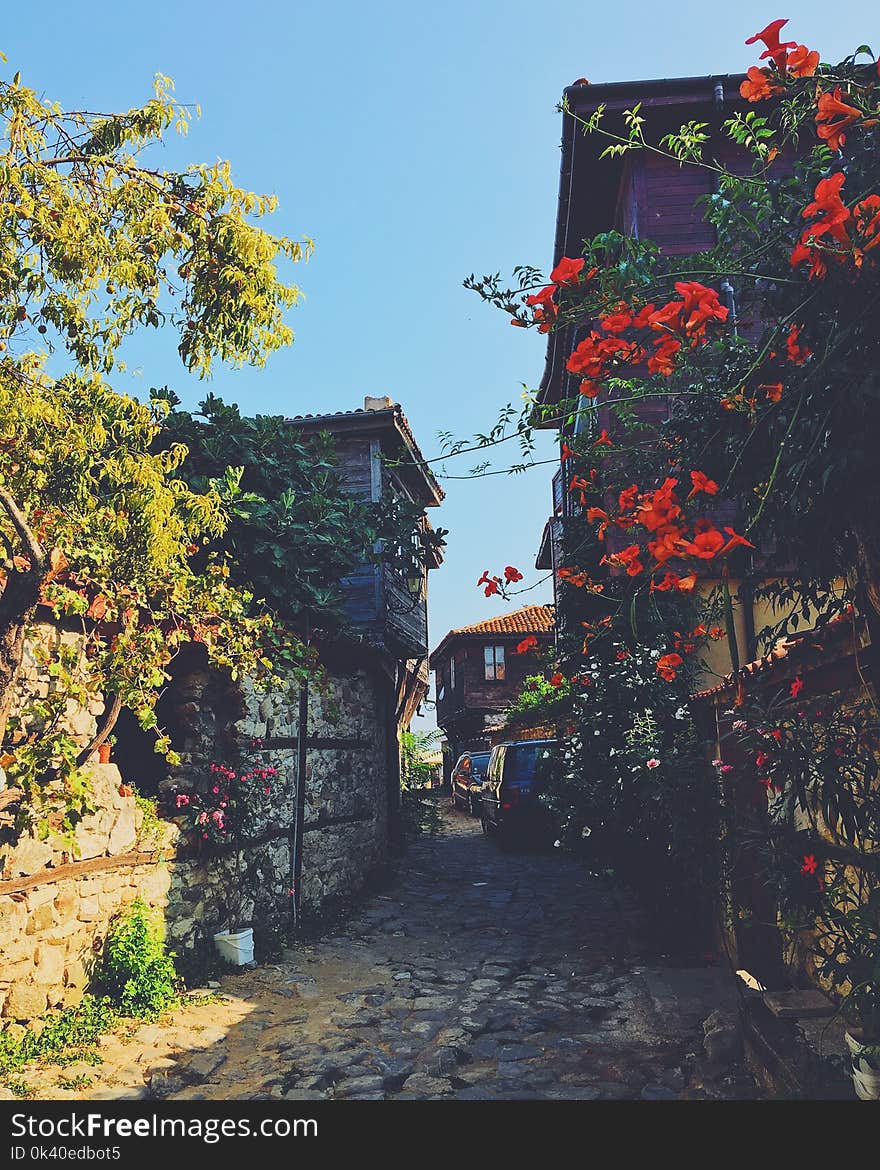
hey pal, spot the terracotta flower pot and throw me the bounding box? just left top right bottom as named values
left=97, top=742, right=112, bottom=764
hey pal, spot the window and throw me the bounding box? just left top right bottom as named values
left=484, top=645, right=505, bottom=681
left=450, top=656, right=456, bottom=691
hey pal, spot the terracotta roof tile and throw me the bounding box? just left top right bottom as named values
left=450, top=604, right=554, bottom=638
left=690, top=610, right=857, bottom=701
left=430, top=605, right=554, bottom=666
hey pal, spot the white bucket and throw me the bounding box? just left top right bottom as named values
left=213, top=927, right=254, bottom=966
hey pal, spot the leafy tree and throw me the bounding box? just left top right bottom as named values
left=155, top=392, right=381, bottom=631
left=400, top=728, right=441, bottom=790
left=0, top=59, right=311, bottom=836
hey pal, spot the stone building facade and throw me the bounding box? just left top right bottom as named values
left=0, top=622, right=397, bottom=1021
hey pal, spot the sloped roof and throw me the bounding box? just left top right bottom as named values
left=690, top=610, right=859, bottom=702
left=285, top=403, right=444, bottom=504
left=430, top=605, right=554, bottom=665
left=450, top=605, right=555, bottom=637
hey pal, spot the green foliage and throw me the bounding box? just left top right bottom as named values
left=0, top=66, right=309, bottom=380
left=400, top=729, right=442, bottom=838
left=93, top=899, right=178, bottom=1019
left=154, top=391, right=378, bottom=630
left=400, top=728, right=440, bottom=790
left=545, top=624, right=718, bottom=940
left=0, top=374, right=309, bottom=837
left=134, top=792, right=165, bottom=848
left=0, top=60, right=316, bottom=839
left=0, top=996, right=116, bottom=1080
left=506, top=673, right=569, bottom=722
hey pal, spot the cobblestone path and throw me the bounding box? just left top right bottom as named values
left=19, top=803, right=761, bottom=1101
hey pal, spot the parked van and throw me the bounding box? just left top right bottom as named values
left=480, top=738, right=558, bottom=847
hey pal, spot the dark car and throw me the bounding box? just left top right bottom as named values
left=451, top=751, right=492, bottom=815
left=480, top=739, right=558, bottom=847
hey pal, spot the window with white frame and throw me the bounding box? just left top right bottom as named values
left=484, top=645, right=505, bottom=681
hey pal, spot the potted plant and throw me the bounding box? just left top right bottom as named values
left=96, top=734, right=116, bottom=764
left=812, top=887, right=880, bottom=1100
left=172, top=750, right=280, bottom=966
left=841, top=965, right=880, bottom=1101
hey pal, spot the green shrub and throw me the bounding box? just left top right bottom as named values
left=94, top=899, right=178, bottom=1019
left=0, top=997, right=116, bottom=1079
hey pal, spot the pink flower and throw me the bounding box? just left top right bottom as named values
left=197, top=811, right=208, bottom=824
left=720, top=765, right=734, bottom=774
left=175, top=793, right=190, bottom=808
left=646, top=758, right=661, bottom=769
left=212, top=785, right=220, bottom=794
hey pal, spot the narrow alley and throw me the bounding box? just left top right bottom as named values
left=21, top=804, right=761, bottom=1102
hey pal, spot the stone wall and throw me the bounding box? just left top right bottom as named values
left=0, top=620, right=396, bottom=1020
left=0, top=762, right=173, bottom=1021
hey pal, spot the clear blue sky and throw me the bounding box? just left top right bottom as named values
left=4, top=3, right=872, bottom=729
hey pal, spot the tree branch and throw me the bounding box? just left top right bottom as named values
left=75, top=693, right=122, bottom=768
left=0, top=489, right=45, bottom=572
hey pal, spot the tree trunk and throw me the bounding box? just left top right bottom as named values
left=0, top=619, right=27, bottom=746
left=0, top=489, right=48, bottom=746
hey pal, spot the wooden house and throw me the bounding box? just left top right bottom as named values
left=533, top=73, right=810, bottom=676
left=429, top=605, right=554, bottom=779
left=286, top=395, right=445, bottom=728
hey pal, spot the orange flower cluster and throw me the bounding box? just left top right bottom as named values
left=740, top=20, right=819, bottom=101
left=557, top=565, right=603, bottom=592
left=815, top=87, right=862, bottom=151
left=791, top=172, right=880, bottom=276
left=671, top=623, right=726, bottom=656
left=656, top=652, right=684, bottom=682
left=565, top=282, right=729, bottom=391
left=523, top=255, right=597, bottom=332
left=578, top=474, right=753, bottom=592
left=476, top=565, right=523, bottom=599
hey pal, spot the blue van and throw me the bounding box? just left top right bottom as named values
left=480, top=739, right=558, bottom=847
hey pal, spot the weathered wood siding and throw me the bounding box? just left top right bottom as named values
left=435, top=637, right=551, bottom=728
left=335, top=437, right=375, bottom=502
left=383, top=566, right=428, bottom=660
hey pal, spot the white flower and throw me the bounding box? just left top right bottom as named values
left=553, top=840, right=561, bottom=848
left=646, top=758, right=661, bottom=769
left=732, top=720, right=747, bottom=731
